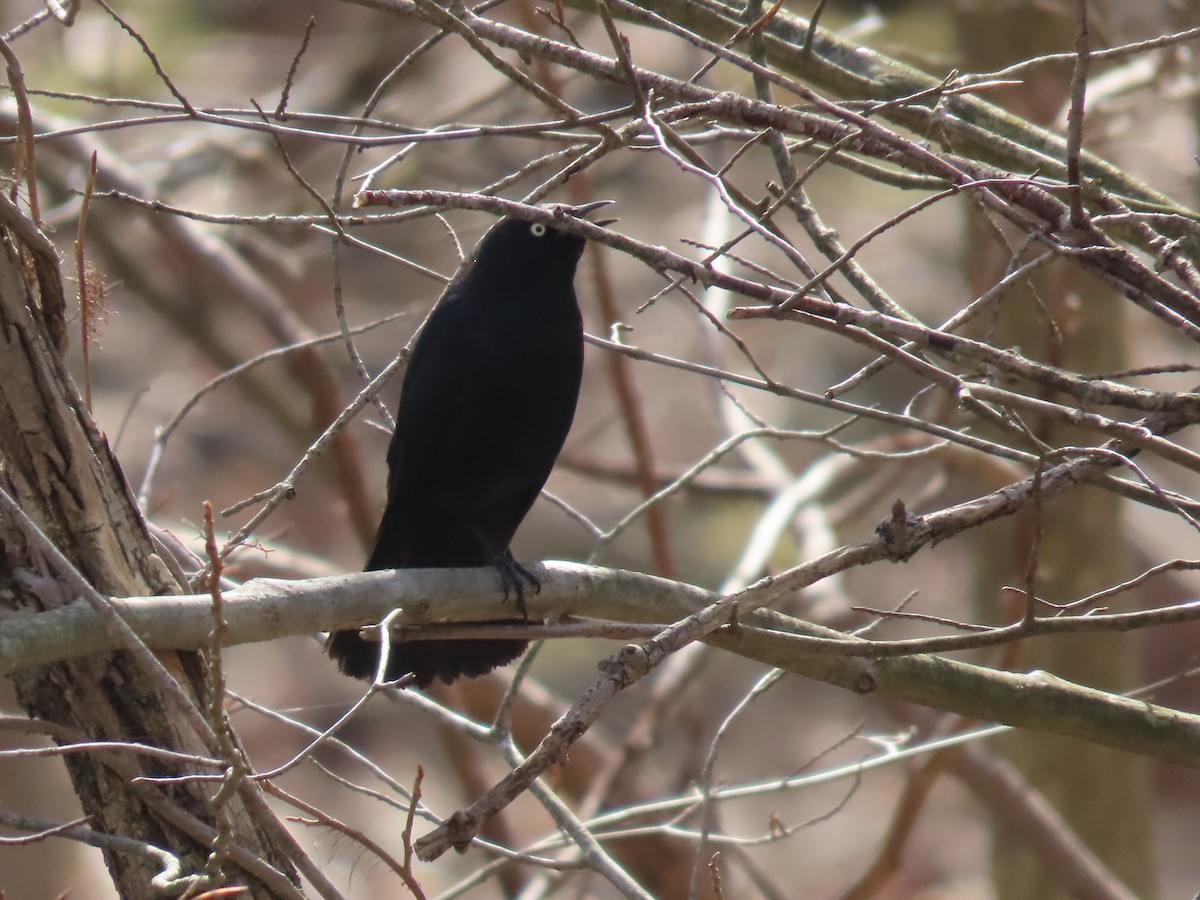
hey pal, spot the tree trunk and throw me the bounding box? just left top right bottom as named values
left=0, top=200, right=299, bottom=896
left=954, top=3, right=1156, bottom=897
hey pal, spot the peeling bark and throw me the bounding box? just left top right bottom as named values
left=0, top=203, right=298, bottom=897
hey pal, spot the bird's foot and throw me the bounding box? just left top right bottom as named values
left=494, top=550, right=539, bottom=618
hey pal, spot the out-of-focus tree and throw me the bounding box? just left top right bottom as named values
left=3, top=1, right=1200, bottom=897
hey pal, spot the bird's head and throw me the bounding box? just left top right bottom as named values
left=471, top=200, right=616, bottom=286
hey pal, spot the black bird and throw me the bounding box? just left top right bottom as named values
left=327, top=200, right=613, bottom=688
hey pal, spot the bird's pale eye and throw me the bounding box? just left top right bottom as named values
left=530, top=223, right=547, bottom=237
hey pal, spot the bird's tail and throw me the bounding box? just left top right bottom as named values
left=325, top=628, right=528, bottom=689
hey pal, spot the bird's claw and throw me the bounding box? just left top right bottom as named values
left=494, top=550, right=539, bottom=618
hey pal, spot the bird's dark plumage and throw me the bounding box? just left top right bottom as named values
left=326, top=202, right=611, bottom=688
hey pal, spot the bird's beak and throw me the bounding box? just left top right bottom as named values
left=561, top=199, right=618, bottom=228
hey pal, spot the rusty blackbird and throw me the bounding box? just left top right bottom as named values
left=326, top=200, right=613, bottom=687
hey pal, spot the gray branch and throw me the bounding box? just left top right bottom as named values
left=6, top=560, right=1200, bottom=770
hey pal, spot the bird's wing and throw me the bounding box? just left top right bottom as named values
left=367, top=292, right=500, bottom=568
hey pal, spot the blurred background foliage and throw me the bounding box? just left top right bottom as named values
left=2, top=0, right=1200, bottom=897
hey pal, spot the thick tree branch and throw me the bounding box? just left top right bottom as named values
left=7, top=560, right=1200, bottom=770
